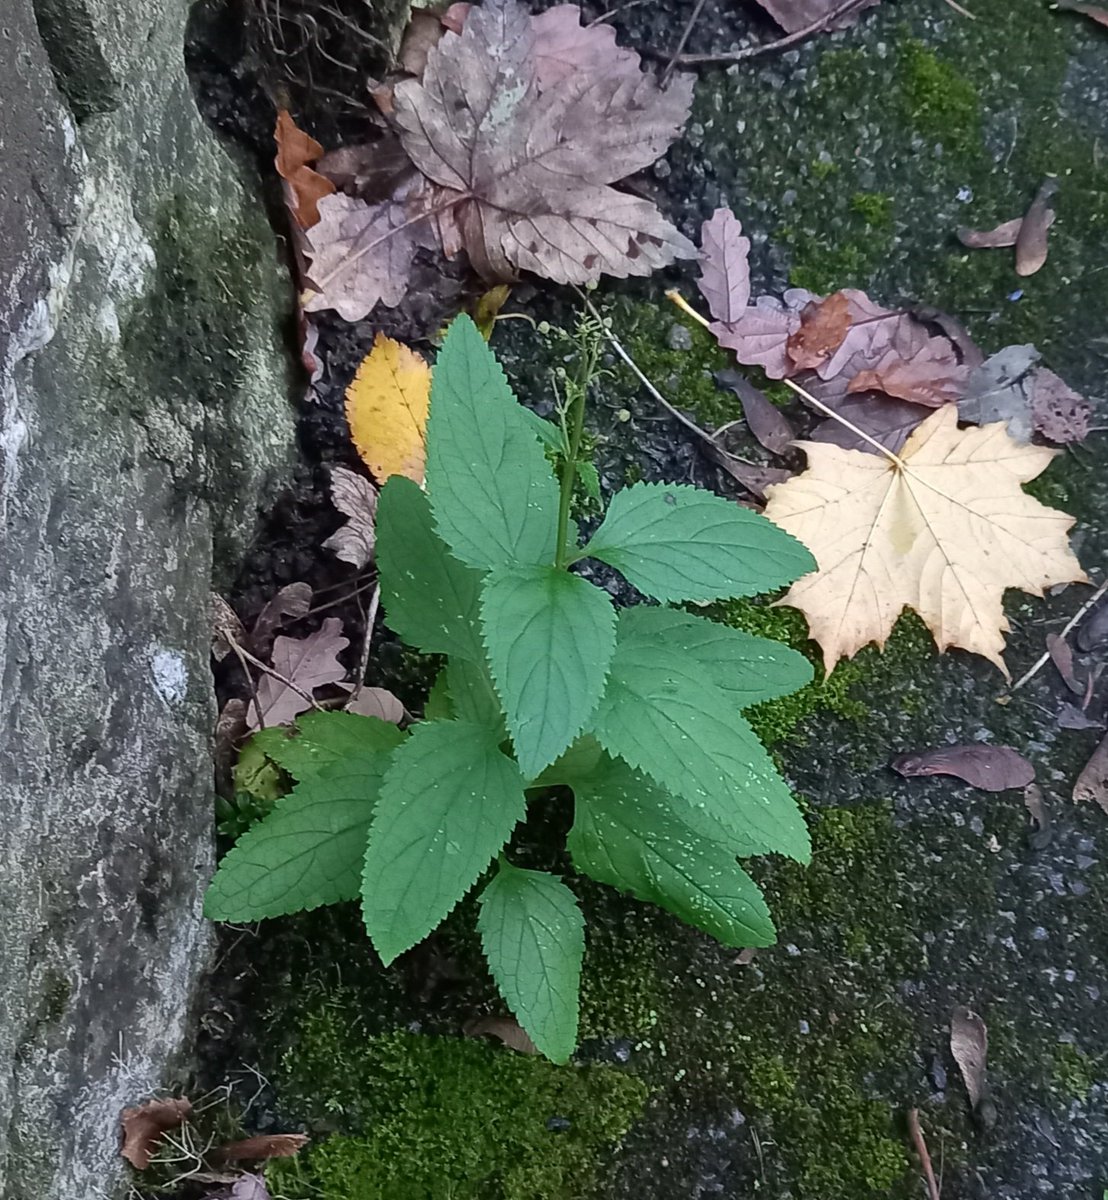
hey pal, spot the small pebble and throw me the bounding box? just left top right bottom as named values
left=667, top=323, right=693, bottom=351
left=546, top=1116, right=571, bottom=1133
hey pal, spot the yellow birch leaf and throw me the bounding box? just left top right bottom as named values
left=763, top=405, right=1087, bottom=677
left=345, top=333, right=431, bottom=484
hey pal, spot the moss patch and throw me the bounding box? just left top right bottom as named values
left=271, top=1016, right=648, bottom=1200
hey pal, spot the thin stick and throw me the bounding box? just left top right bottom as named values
left=348, top=583, right=381, bottom=705
left=907, top=1109, right=941, bottom=1200
left=577, top=291, right=749, bottom=462
left=662, top=0, right=709, bottom=84
left=1009, top=576, right=1108, bottom=693
left=224, top=630, right=326, bottom=721
left=940, top=0, right=977, bottom=17
left=666, top=289, right=907, bottom=468
left=650, top=0, right=871, bottom=68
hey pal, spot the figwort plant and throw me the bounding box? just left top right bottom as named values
left=205, top=315, right=817, bottom=1061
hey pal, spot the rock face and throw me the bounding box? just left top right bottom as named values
left=0, top=1, right=295, bottom=1196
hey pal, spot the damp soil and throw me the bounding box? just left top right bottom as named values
left=181, top=1, right=1108, bottom=1198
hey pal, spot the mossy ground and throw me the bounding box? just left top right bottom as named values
left=197, top=4, right=1108, bottom=1198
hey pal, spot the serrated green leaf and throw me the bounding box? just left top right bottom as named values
left=362, top=720, right=528, bottom=964
left=447, top=657, right=504, bottom=733
left=575, top=460, right=601, bottom=501
left=425, top=669, right=454, bottom=720
left=582, top=481, right=815, bottom=603
left=569, top=757, right=775, bottom=948
left=377, top=475, right=485, bottom=663
left=519, top=406, right=568, bottom=455
left=252, top=710, right=405, bottom=782
left=589, top=611, right=810, bottom=862
left=477, top=862, right=584, bottom=1063
left=533, top=733, right=605, bottom=788
left=425, top=316, right=560, bottom=570
left=480, top=565, right=616, bottom=777
left=618, top=608, right=813, bottom=707
left=205, top=748, right=393, bottom=921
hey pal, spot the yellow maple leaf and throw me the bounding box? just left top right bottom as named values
left=763, top=405, right=1087, bottom=677
left=345, top=333, right=431, bottom=484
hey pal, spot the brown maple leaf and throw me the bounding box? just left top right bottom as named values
left=787, top=291, right=853, bottom=371
left=275, top=110, right=335, bottom=230
left=391, top=0, right=695, bottom=284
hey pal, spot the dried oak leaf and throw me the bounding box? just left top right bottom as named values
left=892, top=745, right=1035, bottom=792
left=763, top=405, right=1087, bottom=675
left=697, top=208, right=751, bottom=325
left=391, top=0, right=695, bottom=284
left=323, top=466, right=378, bottom=569
left=275, top=110, right=335, bottom=230
left=532, top=2, right=640, bottom=85
left=248, top=617, right=350, bottom=730
left=1073, top=731, right=1108, bottom=814
left=345, top=333, right=431, bottom=484
left=251, top=583, right=313, bottom=659
left=121, top=1097, right=193, bottom=1169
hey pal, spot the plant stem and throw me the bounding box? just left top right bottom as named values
left=555, top=365, right=589, bottom=569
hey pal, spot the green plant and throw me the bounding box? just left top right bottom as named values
left=205, top=315, right=817, bottom=1061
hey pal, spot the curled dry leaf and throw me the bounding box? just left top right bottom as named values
left=950, top=1006, right=993, bottom=1124
left=716, top=371, right=795, bottom=455
left=121, top=1096, right=193, bottom=1169
left=392, top=0, right=696, bottom=284
left=345, top=686, right=409, bottom=724
left=472, top=284, right=512, bottom=338
left=1016, top=178, right=1058, bottom=277
left=1046, top=632, right=1085, bottom=696
left=764, top=405, right=1087, bottom=675
left=323, top=467, right=378, bottom=569
left=251, top=583, right=313, bottom=659
left=892, top=744, right=1035, bottom=792
left=248, top=617, right=350, bottom=730
left=1073, top=731, right=1108, bottom=815
left=216, top=1133, right=309, bottom=1162
left=274, top=110, right=335, bottom=230
left=1023, top=782, right=1052, bottom=850
left=787, top=291, right=853, bottom=372
left=345, top=333, right=431, bottom=484
left=399, top=9, right=448, bottom=76
left=464, top=1015, right=539, bottom=1054
left=215, top=698, right=248, bottom=798
left=957, top=217, right=1024, bottom=249
left=211, top=593, right=247, bottom=663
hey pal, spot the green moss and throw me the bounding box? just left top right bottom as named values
left=1049, top=1041, right=1096, bottom=1098
left=708, top=598, right=866, bottom=745
left=896, top=40, right=980, bottom=154
left=579, top=915, right=667, bottom=1040
left=272, top=1019, right=648, bottom=1200
left=851, top=192, right=894, bottom=231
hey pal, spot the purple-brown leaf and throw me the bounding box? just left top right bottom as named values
left=1030, top=368, right=1091, bottom=445
left=711, top=290, right=815, bottom=379
left=848, top=336, right=968, bottom=408
left=957, top=217, right=1024, bottom=249
left=716, top=370, right=795, bottom=454
left=808, top=391, right=930, bottom=455
left=251, top=583, right=313, bottom=658
left=1073, top=731, right=1108, bottom=815
left=1015, top=178, right=1058, bottom=277
left=698, top=208, right=751, bottom=324
left=248, top=617, right=349, bottom=730
left=752, top=0, right=881, bottom=34
left=391, top=0, right=696, bottom=285
left=892, top=745, right=1035, bottom=792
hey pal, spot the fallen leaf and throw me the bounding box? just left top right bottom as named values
left=121, top=1097, right=193, bottom=1169
left=1058, top=702, right=1104, bottom=730
left=216, top=1134, right=309, bottom=1162
left=787, top=291, right=853, bottom=372
left=1073, top=731, right=1108, bottom=814
left=472, top=284, right=512, bottom=338
left=892, top=745, right=1035, bottom=791
left=1077, top=602, right=1108, bottom=652
left=392, top=0, right=696, bottom=284
left=229, top=1176, right=271, bottom=1200
left=808, top=391, right=930, bottom=455
left=711, top=291, right=816, bottom=379
left=211, top=593, right=247, bottom=662
left=716, top=370, right=795, bottom=455
left=323, top=467, right=378, bottom=569
left=957, top=217, right=1024, bottom=249
left=302, top=191, right=417, bottom=322
left=1016, top=178, right=1058, bottom=277
left=1030, top=368, right=1091, bottom=445
left=734, top=947, right=759, bottom=966
left=764, top=405, right=1087, bottom=675
left=531, top=2, right=640, bottom=85
left=752, top=0, right=881, bottom=33
left=399, top=9, right=447, bottom=76
left=463, top=1015, right=538, bottom=1054
left=702, top=441, right=793, bottom=502
left=345, top=333, right=431, bottom=484
left=958, top=344, right=1041, bottom=443
left=248, top=617, right=349, bottom=730
left=698, top=209, right=751, bottom=325
left=848, top=336, right=968, bottom=407
left=1054, top=0, right=1108, bottom=26
left=1046, top=632, right=1085, bottom=695
left=1023, top=782, right=1052, bottom=850
left=316, top=136, right=415, bottom=204
left=908, top=305, right=985, bottom=370
left=215, top=698, right=248, bottom=798
left=274, top=110, right=335, bottom=230
left=950, top=1006, right=992, bottom=1122
left=346, top=687, right=409, bottom=724
left=251, top=583, right=313, bottom=658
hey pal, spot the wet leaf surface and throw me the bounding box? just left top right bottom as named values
left=892, top=744, right=1036, bottom=792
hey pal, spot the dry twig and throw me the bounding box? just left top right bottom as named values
left=907, top=1108, right=941, bottom=1200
